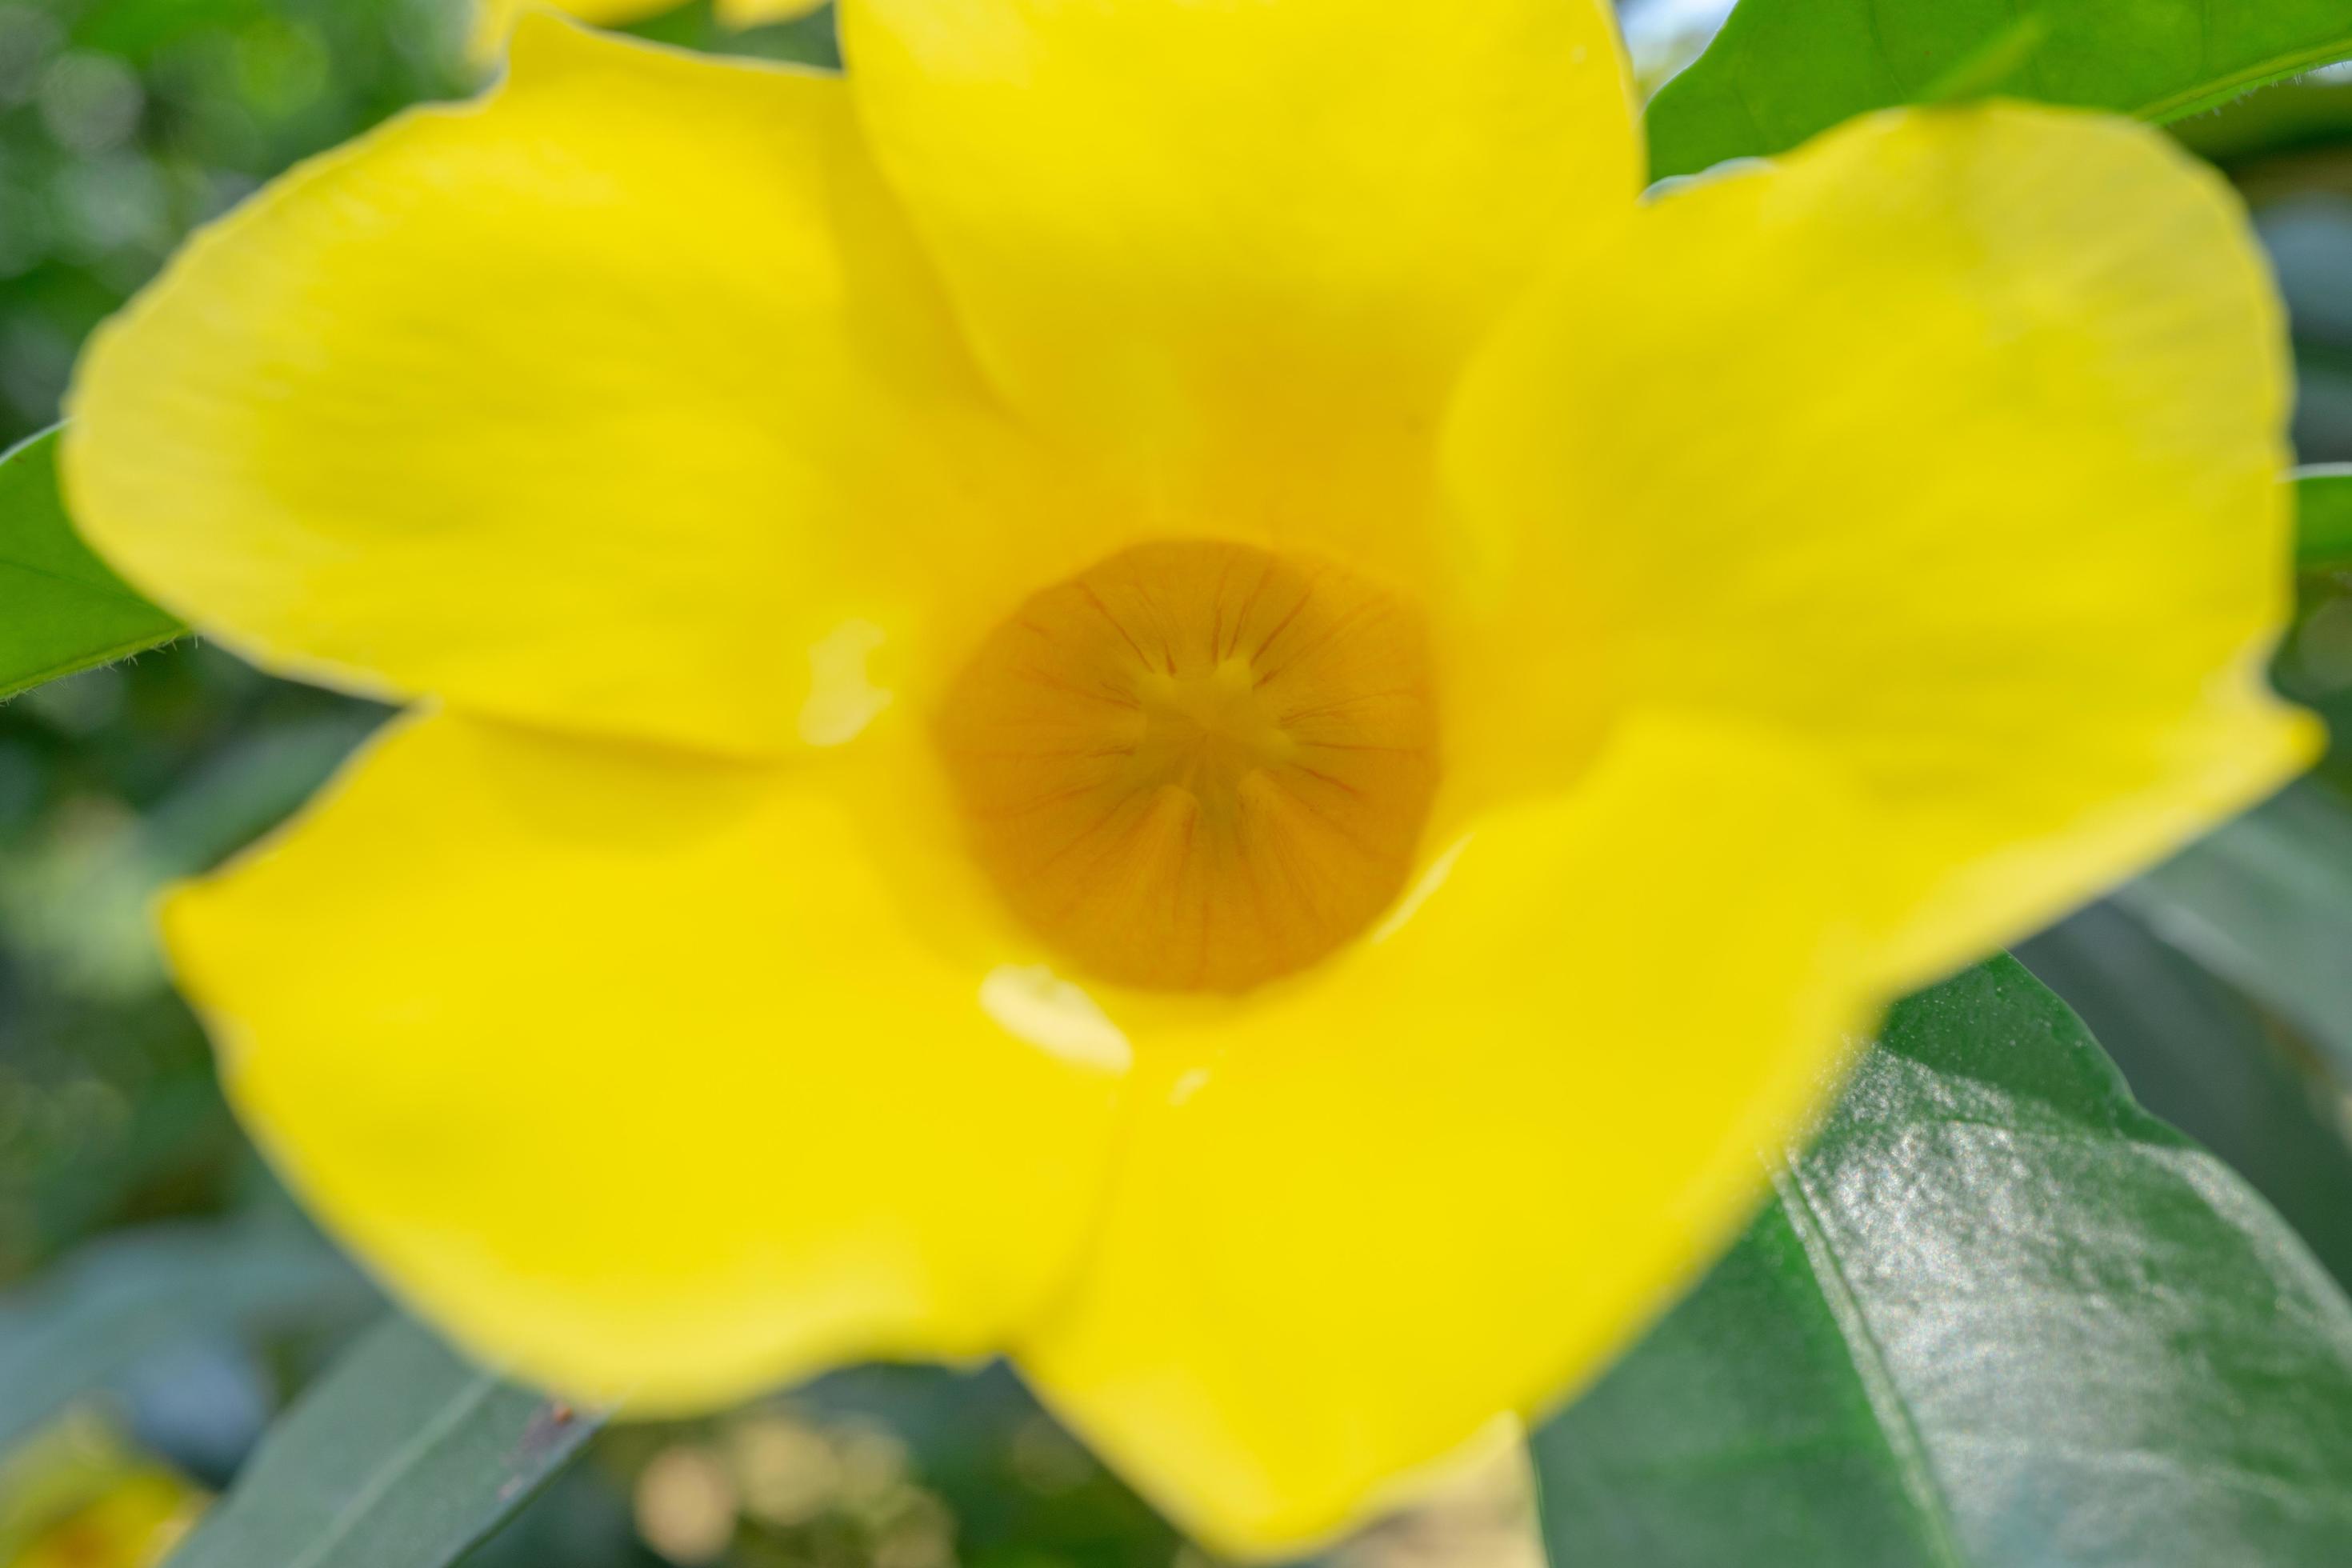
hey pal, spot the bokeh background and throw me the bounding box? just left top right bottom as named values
left=3, top=2, right=2351, bottom=1564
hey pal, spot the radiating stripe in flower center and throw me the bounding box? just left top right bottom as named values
left=938, top=539, right=1439, bottom=993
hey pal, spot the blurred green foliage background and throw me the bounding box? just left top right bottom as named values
left=5, top=2, right=2352, bottom=1565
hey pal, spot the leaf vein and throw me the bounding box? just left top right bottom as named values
left=282, top=1372, right=506, bottom=1568
left=1771, top=1159, right=1972, bottom=1568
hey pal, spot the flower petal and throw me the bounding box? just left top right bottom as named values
left=1450, top=105, right=2316, bottom=990
left=167, top=712, right=1126, bottom=1409
left=1018, top=716, right=1880, bottom=1556
left=838, top=0, right=1638, bottom=556
left=66, top=17, right=1014, bottom=757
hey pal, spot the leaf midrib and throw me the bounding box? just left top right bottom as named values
left=1770, top=1158, right=1972, bottom=1568
left=0, top=553, right=158, bottom=605
left=280, top=1372, right=506, bottom=1568
left=2135, top=34, right=2352, bottom=122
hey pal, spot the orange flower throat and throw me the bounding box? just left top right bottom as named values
left=939, top=539, right=1439, bottom=994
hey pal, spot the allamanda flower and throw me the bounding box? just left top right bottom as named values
left=62, top=0, right=2313, bottom=1554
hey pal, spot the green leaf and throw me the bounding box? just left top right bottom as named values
left=163, top=1315, right=602, bottom=1568
left=2020, top=902, right=2352, bottom=1292
left=1532, top=956, right=2352, bottom=1566
left=0, top=427, right=182, bottom=702
left=2116, top=782, right=2352, bottom=1086
left=626, top=0, right=841, bottom=67
left=0, top=1221, right=374, bottom=1456
left=2172, top=74, right=2352, bottom=164
left=2279, top=473, right=2352, bottom=757
left=2301, top=465, right=2352, bottom=570
left=1646, top=2, right=2352, bottom=180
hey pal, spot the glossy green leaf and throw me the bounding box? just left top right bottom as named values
left=0, top=427, right=181, bottom=702
left=2020, top=902, right=2352, bottom=1292
left=1533, top=957, right=2352, bottom=1566
left=2117, top=782, right=2352, bottom=1086
left=1646, top=2, right=2352, bottom=179
left=0, top=1221, right=374, bottom=1456
left=162, top=1314, right=602, bottom=1568
left=2302, top=465, right=2352, bottom=570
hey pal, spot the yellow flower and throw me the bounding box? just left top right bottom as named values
left=0, top=1419, right=202, bottom=1568
left=6, top=1474, right=195, bottom=1568
left=59, top=2, right=2310, bottom=1555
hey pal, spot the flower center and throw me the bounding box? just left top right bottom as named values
left=938, top=539, right=1438, bottom=994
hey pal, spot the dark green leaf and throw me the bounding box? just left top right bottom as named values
left=0, top=1221, right=374, bottom=1456
left=626, top=0, right=840, bottom=67
left=2302, top=465, right=2352, bottom=570
left=2174, top=74, right=2352, bottom=164
left=2278, top=474, right=2352, bottom=755
left=2020, top=902, right=2352, bottom=1292
left=0, top=428, right=182, bottom=702
left=1646, top=2, right=2352, bottom=180
left=2116, top=782, right=2352, bottom=1085
left=163, top=1314, right=602, bottom=1568
left=1533, top=957, right=2352, bottom=1566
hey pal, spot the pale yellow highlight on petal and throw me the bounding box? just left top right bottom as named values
left=839, top=0, right=1639, bottom=576
left=979, top=966, right=1134, bottom=1074
left=167, top=712, right=1126, bottom=1410
left=1016, top=717, right=1882, bottom=1557
left=67, top=15, right=1022, bottom=758
left=1451, top=103, right=2315, bottom=993
left=798, top=620, right=894, bottom=748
